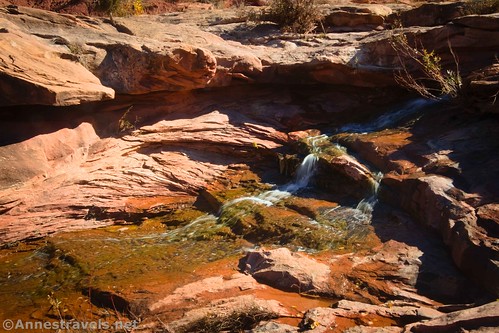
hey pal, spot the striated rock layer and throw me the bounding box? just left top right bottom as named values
left=2, top=5, right=498, bottom=106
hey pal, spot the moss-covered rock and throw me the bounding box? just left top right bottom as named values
left=219, top=200, right=359, bottom=251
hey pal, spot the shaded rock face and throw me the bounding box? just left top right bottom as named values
left=359, top=13, right=499, bottom=82
left=462, top=63, right=499, bottom=113
left=336, top=101, right=499, bottom=296
left=404, top=301, right=499, bottom=333
left=239, top=236, right=481, bottom=306
left=381, top=174, right=499, bottom=296
left=316, top=153, right=377, bottom=201
left=395, top=2, right=466, bottom=27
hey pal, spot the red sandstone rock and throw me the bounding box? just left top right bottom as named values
left=156, top=295, right=290, bottom=333
left=0, top=90, right=290, bottom=243
left=249, top=321, right=299, bottom=332
left=148, top=273, right=265, bottom=312
left=317, top=153, right=377, bottom=200
left=403, top=301, right=499, bottom=333
left=242, top=247, right=331, bottom=294
left=301, top=300, right=442, bottom=333
left=0, top=18, right=114, bottom=106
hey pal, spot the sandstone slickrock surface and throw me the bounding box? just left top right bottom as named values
left=141, top=295, right=290, bottom=333
left=0, top=5, right=217, bottom=104
left=0, top=18, right=114, bottom=105
left=300, top=300, right=442, bottom=333
left=403, top=301, right=499, bottom=333
left=325, top=5, right=391, bottom=32
left=2, top=4, right=498, bottom=106
left=148, top=273, right=265, bottom=312
left=242, top=247, right=331, bottom=293
left=0, top=88, right=290, bottom=243
left=248, top=321, right=300, bottom=333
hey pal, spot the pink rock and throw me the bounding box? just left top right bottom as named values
left=242, top=247, right=331, bottom=293
left=0, top=19, right=114, bottom=106
left=403, top=301, right=499, bottom=332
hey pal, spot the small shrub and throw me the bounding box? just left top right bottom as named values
left=99, top=0, right=144, bottom=16
left=256, top=0, right=323, bottom=33
left=67, top=42, right=84, bottom=55
left=118, top=106, right=140, bottom=133
left=461, top=0, right=499, bottom=15
left=180, top=307, right=276, bottom=332
left=390, top=32, right=462, bottom=100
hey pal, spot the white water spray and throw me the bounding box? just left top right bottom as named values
left=282, top=153, right=318, bottom=192
left=339, top=98, right=437, bottom=134
left=220, top=148, right=322, bottom=214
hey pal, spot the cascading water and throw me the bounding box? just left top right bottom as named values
left=282, top=153, right=318, bottom=192
left=187, top=106, right=422, bottom=248
left=219, top=153, right=318, bottom=215
left=220, top=135, right=328, bottom=213
left=355, top=171, right=383, bottom=216
left=338, top=98, right=438, bottom=134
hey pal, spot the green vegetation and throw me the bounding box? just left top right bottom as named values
left=118, top=106, right=140, bottom=133
left=391, top=33, right=462, bottom=100
left=252, top=0, right=323, bottom=33
left=98, top=0, right=144, bottom=16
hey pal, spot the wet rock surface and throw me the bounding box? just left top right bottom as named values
left=0, top=84, right=396, bottom=244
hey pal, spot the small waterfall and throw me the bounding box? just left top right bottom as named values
left=282, top=153, right=318, bottom=192
left=355, top=171, right=383, bottom=216
left=222, top=197, right=274, bottom=207
left=152, top=101, right=434, bottom=247
left=338, top=98, right=437, bottom=134
left=221, top=149, right=321, bottom=214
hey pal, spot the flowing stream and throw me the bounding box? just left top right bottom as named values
left=0, top=97, right=436, bottom=323
left=188, top=97, right=431, bottom=245
left=338, top=98, right=437, bottom=134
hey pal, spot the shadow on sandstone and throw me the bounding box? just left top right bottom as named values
left=370, top=202, right=495, bottom=306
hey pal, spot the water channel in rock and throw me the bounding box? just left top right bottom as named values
left=0, top=95, right=459, bottom=326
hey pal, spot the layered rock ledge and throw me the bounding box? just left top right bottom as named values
left=1, top=4, right=498, bottom=106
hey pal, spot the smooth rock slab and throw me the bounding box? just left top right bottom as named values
left=248, top=321, right=299, bottom=332
left=0, top=19, right=114, bottom=106
left=403, top=301, right=499, bottom=333
left=149, top=273, right=264, bottom=312
left=241, top=248, right=331, bottom=294
left=300, top=300, right=441, bottom=333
